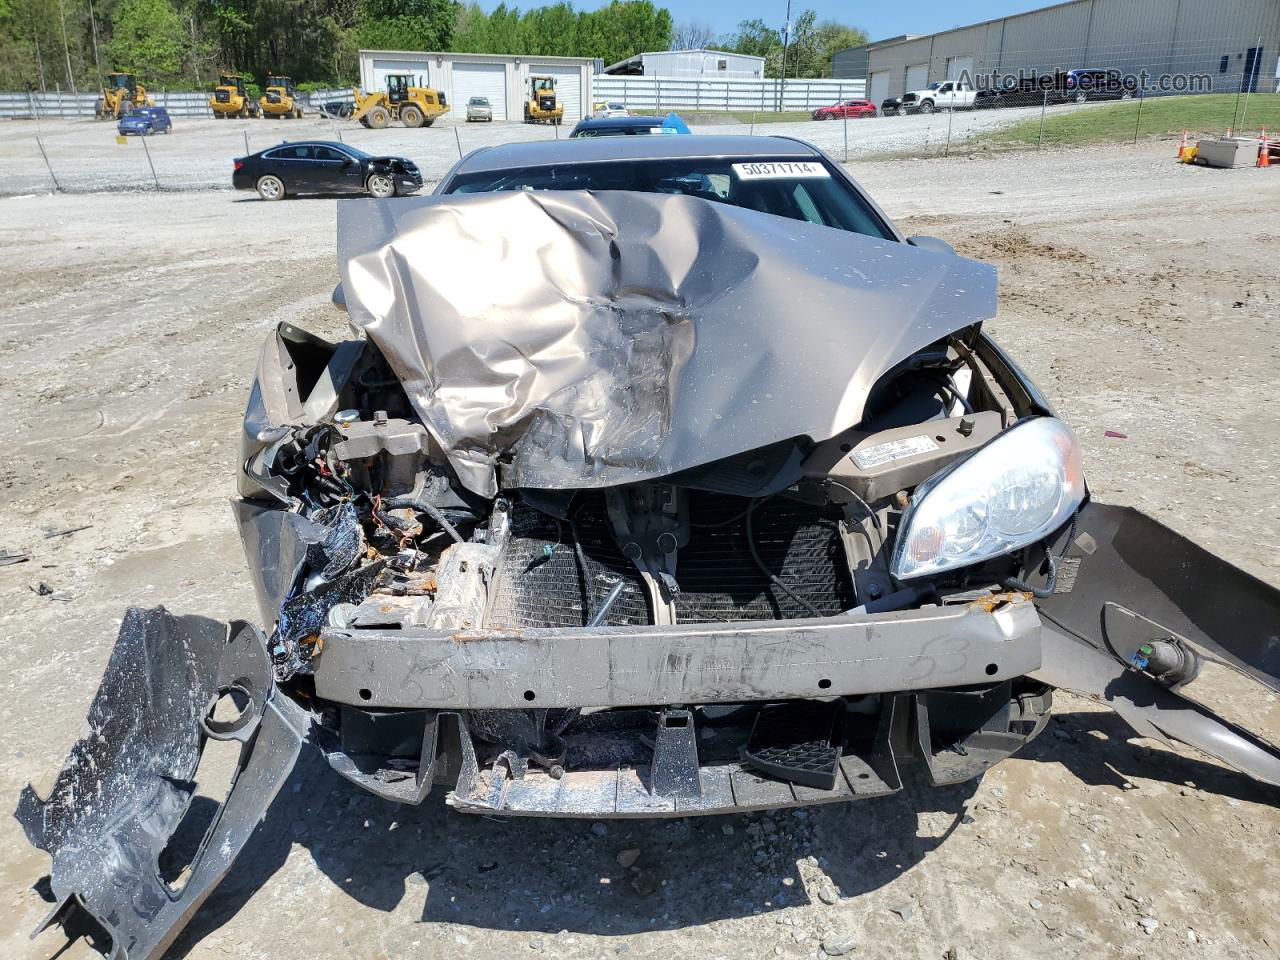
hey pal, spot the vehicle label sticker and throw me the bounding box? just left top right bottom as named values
left=851, top=435, right=938, bottom=469
left=731, top=161, right=830, bottom=180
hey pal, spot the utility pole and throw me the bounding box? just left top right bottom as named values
left=777, top=0, right=792, bottom=112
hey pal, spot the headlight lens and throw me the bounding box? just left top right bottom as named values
left=891, top=417, right=1085, bottom=580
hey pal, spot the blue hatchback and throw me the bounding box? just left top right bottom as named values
left=118, top=107, right=173, bottom=136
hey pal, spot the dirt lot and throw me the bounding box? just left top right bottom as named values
left=2, top=141, right=1278, bottom=960
left=0, top=104, right=1077, bottom=195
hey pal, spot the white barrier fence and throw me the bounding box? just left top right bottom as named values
left=0, top=87, right=354, bottom=119
left=0, top=77, right=868, bottom=119
left=591, top=76, right=867, bottom=113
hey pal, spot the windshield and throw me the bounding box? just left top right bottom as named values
left=573, top=125, right=664, bottom=138
left=469, top=97, right=489, bottom=105
left=927, top=82, right=943, bottom=90
left=445, top=157, right=892, bottom=239
left=109, top=75, right=131, bottom=89
left=533, top=79, right=554, bottom=91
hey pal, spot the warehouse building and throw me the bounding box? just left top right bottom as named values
left=603, top=49, right=766, bottom=80
left=833, top=0, right=1280, bottom=103
left=357, top=51, right=595, bottom=122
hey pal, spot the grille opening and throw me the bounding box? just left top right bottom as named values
left=673, top=491, right=855, bottom=623
left=486, top=491, right=855, bottom=628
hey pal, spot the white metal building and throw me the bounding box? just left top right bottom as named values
left=357, top=50, right=595, bottom=122
left=603, top=49, right=766, bottom=80
left=833, top=0, right=1280, bottom=101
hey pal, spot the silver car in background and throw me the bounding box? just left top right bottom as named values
left=466, top=96, right=493, bottom=122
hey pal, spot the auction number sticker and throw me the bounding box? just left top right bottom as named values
left=731, top=161, right=830, bottom=180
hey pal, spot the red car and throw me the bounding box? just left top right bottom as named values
left=812, top=99, right=877, bottom=120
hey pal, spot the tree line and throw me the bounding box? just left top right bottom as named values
left=0, top=0, right=863, bottom=93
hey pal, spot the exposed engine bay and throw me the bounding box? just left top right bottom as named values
left=17, top=190, right=1280, bottom=960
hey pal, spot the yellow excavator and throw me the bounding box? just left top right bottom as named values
left=259, top=75, right=303, bottom=119
left=95, top=73, right=153, bottom=120
left=209, top=73, right=260, bottom=118
left=524, top=75, right=563, bottom=124
left=351, top=74, right=448, bottom=129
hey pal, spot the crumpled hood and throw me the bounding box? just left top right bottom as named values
left=337, top=190, right=996, bottom=497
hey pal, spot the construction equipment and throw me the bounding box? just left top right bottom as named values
left=351, top=74, right=448, bottom=129
left=525, top=75, right=563, bottom=124
left=260, top=75, right=303, bottom=119
left=209, top=73, right=260, bottom=119
left=95, top=73, right=152, bottom=120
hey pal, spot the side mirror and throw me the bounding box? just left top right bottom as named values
left=906, top=235, right=956, bottom=256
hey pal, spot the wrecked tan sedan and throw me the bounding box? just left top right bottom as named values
left=18, top=137, right=1280, bottom=960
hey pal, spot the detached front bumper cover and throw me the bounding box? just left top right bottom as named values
left=16, top=608, right=307, bottom=960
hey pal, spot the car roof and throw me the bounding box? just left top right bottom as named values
left=261, top=140, right=353, bottom=152
left=577, top=115, right=665, bottom=129
left=451, top=135, right=822, bottom=175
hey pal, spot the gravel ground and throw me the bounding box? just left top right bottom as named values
left=2, top=141, right=1279, bottom=960
left=0, top=102, right=1079, bottom=195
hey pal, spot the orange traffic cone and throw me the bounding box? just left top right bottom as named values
left=1177, top=129, right=1190, bottom=161
left=1260, top=130, right=1272, bottom=168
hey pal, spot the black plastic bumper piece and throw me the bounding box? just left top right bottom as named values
left=317, top=684, right=1053, bottom=817
left=15, top=607, right=307, bottom=960
left=741, top=701, right=843, bottom=790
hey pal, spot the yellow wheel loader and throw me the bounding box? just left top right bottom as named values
left=524, top=75, right=563, bottom=124
left=351, top=74, right=448, bottom=129
left=260, top=75, right=303, bottom=119
left=95, top=73, right=153, bottom=120
left=209, top=73, right=260, bottom=118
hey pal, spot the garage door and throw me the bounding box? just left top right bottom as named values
left=947, top=56, right=975, bottom=85
left=904, top=63, right=929, bottom=94
left=453, top=62, right=507, bottom=120
left=868, top=70, right=889, bottom=105
left=372, top=58, right=430, bottom=93
left=530, top=64, right=582, bottom=122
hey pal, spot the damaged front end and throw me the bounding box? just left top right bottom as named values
left=20, top=190, right=1280, bottom=957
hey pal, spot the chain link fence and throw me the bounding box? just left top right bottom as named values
left=3, top=35, right=1278, bottom=195
left=1, top=99, right=591, bottom=195
left=0, top=87, right=354, bottom=119
left=810, top=33, right=1279, bottom=162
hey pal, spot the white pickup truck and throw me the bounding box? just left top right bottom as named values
left=900, top=80, right=976, bottom=114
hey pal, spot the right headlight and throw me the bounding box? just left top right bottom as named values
left=891, top=417, right=1085, bottom=580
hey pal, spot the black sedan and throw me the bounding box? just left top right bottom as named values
left=232, top=140, right=422, bottom=200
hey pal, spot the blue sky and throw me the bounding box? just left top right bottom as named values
left=480, top=0, right=1057, bottom=41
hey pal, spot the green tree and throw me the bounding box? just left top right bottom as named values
left=521, top=1, right=576, bottom=57
left=720, top=18, right=778, bottom=61
left=580, top=0, right=670, bottom=66
left=814, top=20, right=866, bottom=75
left=450, top=1, right=488, bottom=51
left=109, top=0, right=185, bottom=81
left=354, top=0, right=456, bottom=52
left=483, top=2, right=524, bottom=52
left=719, top=9, right=865, bottom=78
